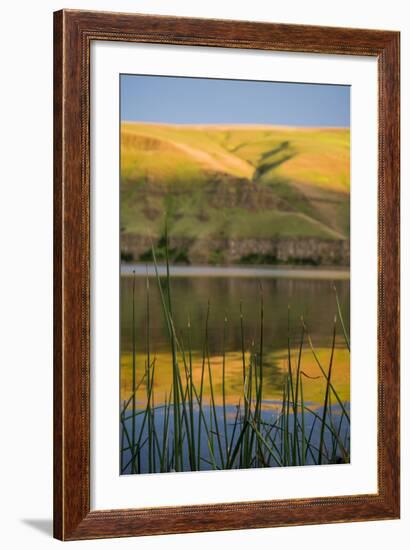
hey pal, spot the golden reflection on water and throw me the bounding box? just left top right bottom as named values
left=120, top=347, right=349, bottom=409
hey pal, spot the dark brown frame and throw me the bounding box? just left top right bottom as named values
left=54, top=9, right=400, bottom=541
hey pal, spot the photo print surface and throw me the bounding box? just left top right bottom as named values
left=119, top=75, right=350, bottom=475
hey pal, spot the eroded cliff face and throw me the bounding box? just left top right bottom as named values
left=121, top=234, right=350, bottom=267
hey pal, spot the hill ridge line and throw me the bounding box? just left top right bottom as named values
left=122, top=121, right=349, bottom=131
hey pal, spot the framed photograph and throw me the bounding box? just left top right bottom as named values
left=54, top=9, right=400, bottom=540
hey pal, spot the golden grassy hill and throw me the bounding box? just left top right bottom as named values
left=120, top=122, right=350, bottom=264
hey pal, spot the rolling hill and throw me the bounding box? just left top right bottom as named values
left=120, top=122, right=350, bottom=266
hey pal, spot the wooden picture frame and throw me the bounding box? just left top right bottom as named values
left=54, top=9, right=400, bottom=540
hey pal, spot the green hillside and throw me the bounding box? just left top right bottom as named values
left=120, top=122, right=350, bottom=265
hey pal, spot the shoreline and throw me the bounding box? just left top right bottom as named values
left=120, top=263, right=350, bottom=280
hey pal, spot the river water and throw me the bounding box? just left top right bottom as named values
left=120, top=264, right=350, bottom=473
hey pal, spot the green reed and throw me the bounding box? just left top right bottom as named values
left=120, top=242, right=350, bottom=474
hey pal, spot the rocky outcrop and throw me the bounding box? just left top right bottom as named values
left=224, top=238, right=349, bottom=266
left=121, top=234, right=350, bottom=267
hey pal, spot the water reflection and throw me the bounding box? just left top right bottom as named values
left=120, top=268, right=350, bottom=473
left=120, top=271, right=350, bottom=357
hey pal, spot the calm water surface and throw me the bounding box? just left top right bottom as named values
left=120, top=265, right=350, bottom=473
left=120, top=265, right=349, bottom=358
left=120, top=265, right=349, bottom=402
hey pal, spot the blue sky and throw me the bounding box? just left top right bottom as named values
left=120, top=74, right=350, bottom=128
